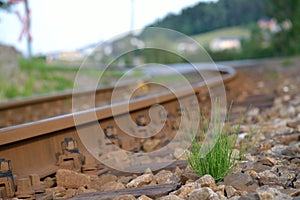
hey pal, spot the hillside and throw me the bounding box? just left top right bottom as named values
left=149, top=0, right=268, bottom=36
left=192, top=26, right=250, bottom=48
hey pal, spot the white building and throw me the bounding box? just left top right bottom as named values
left=209, top=36, right=241, bottom=52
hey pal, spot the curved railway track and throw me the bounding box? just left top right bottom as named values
left=0, top=68, right=208, bottom=128
left=0, top=65, right=236, bottom=198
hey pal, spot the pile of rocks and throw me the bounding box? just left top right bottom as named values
left=39, top=158, right=299, bottom=200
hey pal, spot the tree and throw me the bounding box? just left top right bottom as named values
left=148, top=0, right=267, bottom=36
left=0, top=1, right=10, bottom=11
left=267, top=0, right=300, bottom=55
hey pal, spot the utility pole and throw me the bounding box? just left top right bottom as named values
left=127, top=0, right=135, bottom=66
left=130, top=0, right=134, bottom=33
left=8, top=0, right=32, bottom=59
left=24, top=0, right=32, bottom=59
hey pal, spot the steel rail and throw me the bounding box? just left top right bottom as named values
left=0, top=78, right=147, bottom=128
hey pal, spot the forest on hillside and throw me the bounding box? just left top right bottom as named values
left=149, top=0, right=269, bottom=36
left=146, top=0, right=300, bottom=60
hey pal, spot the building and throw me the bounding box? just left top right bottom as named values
left=257, top=18, right=280, bottom=33
left=209, top=36, right=241, bottom=52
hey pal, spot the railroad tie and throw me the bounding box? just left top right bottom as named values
left=0, top=158, right=15, bottom=198
left=57, top=137, right=84, bottom=172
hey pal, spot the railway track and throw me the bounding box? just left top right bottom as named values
left=0, top=79, right=147, bottom=128
left=0, top=64, right=278, bottom=199
left=0, top=67, right=208, bottom=128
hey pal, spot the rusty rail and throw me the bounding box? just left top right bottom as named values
left=0, top=68, right=205, bottom=128
left=0, top=79, right=147, bottom=128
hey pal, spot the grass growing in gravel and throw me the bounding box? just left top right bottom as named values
left=187, top=111, right=240, bottom=183
left=281, top=59, right=294, bottom=67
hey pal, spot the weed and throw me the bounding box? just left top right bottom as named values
left=281, top=59, right=294, bottom=67
left=19, top=58, right=78, bottom=72
left=267, top=70, right=279, bottom=79
left=187, top=110, right=241, bottom=182
left=4, top=85, right=21, bottom=98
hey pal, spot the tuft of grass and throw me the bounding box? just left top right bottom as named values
left=4, top=85, right=20, bottom=98
left=281, top=59, right=294, bottom=68
left=267, top=70, right=279, bottom=79
left=187, top=112, right=241, bottom=183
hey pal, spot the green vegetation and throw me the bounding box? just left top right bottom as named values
left=203, top=25, right=279, bottom=61
left=19, top=58, right=79, bottom=72
left=2, top=0, right=299, bottom=100
left=267, top=0, right=300, bottom=55
left=0, top=58, right=76, bottom=100
left=142, top=49, right=185, bottom=64
left=0, top=0, right=10, bottom=11
left=192, top=26, right=250, bottom=48
left=1, top=58, right=146, bottom=101
left=281, top=59, right=295, bottom=67
left=149, top=0, right=267, bottom=36
left=187, top=115, right=241, bottom=182
left=144, top=0, right=300, bottom=60
left=266, top=70, right=279, bottom=80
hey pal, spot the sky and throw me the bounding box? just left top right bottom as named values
left=0, top=0, right=214, bottom=56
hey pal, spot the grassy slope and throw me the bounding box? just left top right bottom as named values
left=0, top=59, right=141, bottom=101
left=192, top=26, right=250, bottom=48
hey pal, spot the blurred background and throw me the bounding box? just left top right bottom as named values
left=0, top=0, right=299, bottom=100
